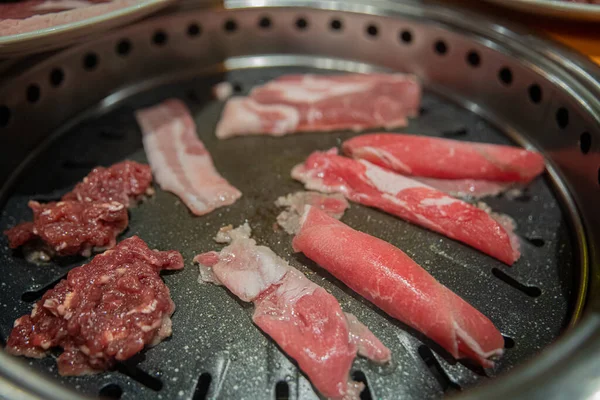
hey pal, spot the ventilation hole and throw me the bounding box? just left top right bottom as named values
left=556, top=107, right=569, bottom=129
left=26, top=84, right=41, bottom=103
left=224, top=19, right=238, bottom=33
left=83, top=53, right=98, bottom=70
left=366, top=24, right=378, bottom=37
left=63, top=159, right=98, bottom=169
left=419, top=106, right=428, bottom=116
left=116, top=39, right=131, bottom=56
left=499, top=67, right=513, bottom=86
left=193, top=372, right=212, bottom=400
left=99, top=383, right=123, bottom=399
left=434, top=40, right=448, bottom=55
left=99, top=129, right=126, bottom=140
left=295, top=17, right=308, bottom=30
left=492, top=268, right=542, bottom=297
left=330, top=18, right=343, bottom=31
left=400, top=29, right=412, bottom=44
left=525, top=237, right=545, bottom=247
left=466, top=51, right=480, bottom=67
left=579, top=132, right=591, bottom=154
left=418, top=346, right=461, bottom=392
left=188, top=23, right=201, bottom=37
left=275, top=381, right=289, bottom=400
left=352, top=371, right=373, bottom=400
left=22, top=275, right=66, bottom=303
left=259, top=16, right=272, bottom=29
left=442, top=127, right=468, bottom=138
left=152, top=30, right=168, bottom=46
left=116, top=364, right=163, bottom=391
left=528, top=84, right=542, bottom=104
left=503, top=336, right=515, bottom=349
left=0, top=105, right=10, bottom=127
left=50, top=68, right=64, bottom=87
left=232, top=82, right=243, bottom=93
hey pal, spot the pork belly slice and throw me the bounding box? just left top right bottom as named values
left=292, top=149, right=520, bottom=265
left=414, top=177, right=514, bottom=199
left=4, top=200, right=128, bottom=258
left=343, top=133, right=545, bottom=184
left=275, top=191, right=349, bottom=234
left=215, top=73, right=421, bottom=139
left=194, top=224, right=390, bottom=400
left=293, top=206, right=504, bottom=368
left=0, top=0, right=140, bottom=36
left=6, top=236, right=184, bottom=376
left=135, top=99, right=241, bottom=216
left=62, top=160, right=153, bottom=207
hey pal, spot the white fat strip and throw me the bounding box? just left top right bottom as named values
left=357, top=147, right=412, bottom=174
left=361, top=160, right=427, bottom=195
left=197, top=264, right=220, bottom=285
left=419, top=197, right=459, bottom=207
left=260, top=78, right=373, bottom=103
left=453, top=321, right=504, bottom=364
left=215, top=98, right=300, bottom=138
left=213, top=82, right=233, bottom=100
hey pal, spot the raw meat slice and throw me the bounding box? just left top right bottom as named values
left=194, top=224, right=390, bottom=399
left=275, top=191, right=349, bottom=234
left=0, top=0, right=139, bottom=36
left=5, top=200, right=128, bottom=258
left=6, top=236, right=183, bottom=376
left=415, top=177, right=514, bottom=199
left=215, top=73, right=421, bottom=139
left=62, top=160, right=153, bottom=207
left=293, top=206, right=504, bottom=368
left=343, top=133, right=545, bottom=183
left=135, top=99, right=241, bottom=216
left=292, top=149, right=520, bottom=265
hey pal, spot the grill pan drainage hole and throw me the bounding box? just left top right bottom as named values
left=491, top=268, right=542, bottom=297
left=99, top=383, right=122, bottom=399
left=193, top=372, right=212, bottom=400
left=418, top=346, right=461, bottom=393
left=275, top=381, right=290, bottom=400
left=503, top=336, right=516, bottom=349
left=352, top=370, right=373, bottom=400
left=116, top=362, right=163, bottom=391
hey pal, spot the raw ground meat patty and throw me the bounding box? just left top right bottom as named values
left=5, top=236, right=184, bottom=376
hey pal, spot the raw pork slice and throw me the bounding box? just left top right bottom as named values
left=275, top=191, right=349, bottom=234
left=414, top=177, right=514, bottom=199
left=194, top=224, right=390, bottom=399
left=215, top=74, right=421, bottom=139
left=62, top=160, right=153, bottom=207
left=135, top=99, right=241, bottom=216
left=343, top=133, right=545, bottom=183
left=6, top=236, right=183, bottom=376
left=292, top=149, right=520, bottom=265
left=293, top=207, right=504, bottom=368
left=0, top=0, right=139, bottom=36
left=5, top=200, right=128, bottom=258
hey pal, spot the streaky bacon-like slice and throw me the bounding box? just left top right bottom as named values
left=293, top=207, right=504, bottom=368
left=135, top=99, right=241, bottom=216
left=275, top=191, right=349, bottom=234
left=292, top=149, right=520, bottom=265
left=194, top=224, right=390, bottom=400
left=215, top=74, right=421, bottom=139
left=343, top=133, right=545, bottom=183
left=6, top=236, right=183, bottom=376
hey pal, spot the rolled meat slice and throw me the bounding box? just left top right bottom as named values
left=292, top=206, right=504, bottom=368
left=292, top=149, right=520, bottom=265
left=343, top=133, right=545, bottom=183
left=194, top=223, right=390, bottom=400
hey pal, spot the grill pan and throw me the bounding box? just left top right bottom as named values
left=0, top=1, right=599, bottom=399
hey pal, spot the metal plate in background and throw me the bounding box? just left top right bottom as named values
left=481, top=0, right=600, bottom=21
left=0, top=65, right=579, bottom=400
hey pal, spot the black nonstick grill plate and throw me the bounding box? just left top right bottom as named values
left=0, top=66, right=580, bottom=400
